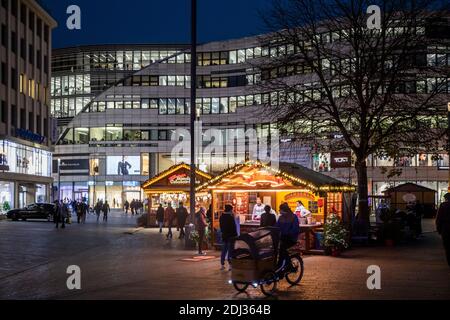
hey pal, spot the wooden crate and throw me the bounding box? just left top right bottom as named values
left=231, top=257, right=275, bottom=283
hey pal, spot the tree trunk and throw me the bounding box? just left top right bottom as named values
left=355, top=159, right=370, bottom=235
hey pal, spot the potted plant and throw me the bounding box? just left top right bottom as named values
left=189, top=228, right=210, bottom=250
left=322, top=214, right=349, bottom=256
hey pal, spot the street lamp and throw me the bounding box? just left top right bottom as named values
left=447, top=102, right=450, bottom=192
left=189, top=0, right=197, bottom=224
left=57, top=158, right=61, bottom=202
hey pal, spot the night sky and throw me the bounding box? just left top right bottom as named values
left=39, top=0, right=272, bottom=49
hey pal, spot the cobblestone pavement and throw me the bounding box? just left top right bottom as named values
left=0, top=214, right=448, bottom=300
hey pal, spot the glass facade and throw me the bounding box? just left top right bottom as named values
left=0, top=140, right=52, bottom=177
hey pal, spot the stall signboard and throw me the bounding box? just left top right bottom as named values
left=168, top=173, right=192, bottom=185
left=330, top=151, right=352, bottom=168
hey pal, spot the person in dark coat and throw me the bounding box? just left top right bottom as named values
left=94, top=200, right=102, bottom=222
left=76, top=201, right=83, bottom=224
left=102, top=201, right=110, bottom=222
left=55, top=200, right=67, bottom=229
left=176, top=202, right=188, bottom=239
left=130, top=199, right=136, bottom=215
left=219, top=204, right=237, bottom=270
left=260, top=205, right=277, bottom=227
left=124, top=200, right=130, bottom=214
left=276, top=203, right=300, bottom=269
left=436, top=193, right=450, bottom=267
left=156, top=204, right=164, bottom=233
left=165, top=203, right=175, bottom=239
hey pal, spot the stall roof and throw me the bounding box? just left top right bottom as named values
left=141, top=163, right=212, bottom=189
left=196, top=161, right=355, bottom=193
left=383, top=183, right=437, bottom=194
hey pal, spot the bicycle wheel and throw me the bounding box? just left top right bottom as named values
left=260, top=271, right=278, bottom=296
left=233, top=282, right=249, bottom=293
left=285, top=255, right=304, bottom=285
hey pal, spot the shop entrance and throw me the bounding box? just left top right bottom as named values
left=74, top=189, right=88, bottom=202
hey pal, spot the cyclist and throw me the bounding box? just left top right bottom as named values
left=276, top=203, right=300, bottom=270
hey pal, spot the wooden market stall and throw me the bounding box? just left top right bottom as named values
left=383, top=183, right=437, bottom=217
left=142, top=163, right=212, bottom=226
left=196, top=161, right=355, bottom=254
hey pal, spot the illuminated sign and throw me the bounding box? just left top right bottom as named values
left=331, top=151, right=352, bottom=168
left=15, top=128, right=45, bottom=144
left=168, top=173, right=190, bottom=185
left=285, top=192, right=316, bottom=201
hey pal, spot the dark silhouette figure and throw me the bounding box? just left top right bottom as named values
left=436, top=193, right=450, bottom=267
left=260, top=205, right=277, bottom=227
left=102, top=201, right=110, bottom=222
left=176, top=203, right=188, bottom=239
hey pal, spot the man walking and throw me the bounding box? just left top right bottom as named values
left=124, top=200, right=130, bottom=215
left=219, top=205, right=237, bottom=270
left=102, top=200, right=110, bottom=222
left=156, top=204, right=164, bottom=233
left=165, top=203, right=175, bottom=239
left=176, top=202, right=188, bottom=239
left=436, top=193, right=450, bottom=267
left=76, top=200, right=83, bottom=224
left=95, top=200, right=102, bottom=222
left=55, top=200, right=66, bottom=229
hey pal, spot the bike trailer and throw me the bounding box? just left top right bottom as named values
left=231, top=227, right=280, bottom=283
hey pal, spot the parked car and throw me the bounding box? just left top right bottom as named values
left=7, top=203, right=56, bottom=222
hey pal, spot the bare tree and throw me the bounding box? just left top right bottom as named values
left=256, top=0, right=450, bottom=233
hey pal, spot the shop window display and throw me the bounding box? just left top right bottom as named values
left=313, top=153, right=331, bottom=172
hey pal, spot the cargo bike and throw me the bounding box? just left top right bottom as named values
left=229, top=227, right=304, bottom=296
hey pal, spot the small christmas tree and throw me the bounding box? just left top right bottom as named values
left=2, top=201, right=10, bottom=213
left=322, top=214, right=349, bottom=250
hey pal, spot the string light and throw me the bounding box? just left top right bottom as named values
left=196, top=160, right=356, bottom=193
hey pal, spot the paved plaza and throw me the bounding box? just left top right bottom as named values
left=0, top=211, right=449, bottom=300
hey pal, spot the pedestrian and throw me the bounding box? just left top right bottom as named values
left=260, top=205, right=277, bottom=227
left=156, top=204, right=164, bottom=233
left=76, top=200, right=83, bottom=224
left=94, top=200, right=102, bottom=222
left=176, top=202, right=188, bottom=239
left=55, top=200, right=67, bottom=229
left=81, top=201, right=88, bottom=223
left=276, top=203, right=300, bottom=270
left=165, top=203, right=175, bottom=239
left=436, top=193, right=450, bottom=267
left=195, top=207, right=208, bottom=255
left=102, top=200, right=110, bottom=222
left=131, top=199, right=136, bottom=215
left=124, top=200, right=130, bottom=214
left=219, top=204, right=237, bottom=270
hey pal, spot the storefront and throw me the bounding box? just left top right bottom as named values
left=196, top=161, right=355, bottom=253
left=0, top=139, right=53, bottom=213
left=87, top=181, right=143, bottom=208
left=142, top=163, right=212, bottom=225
